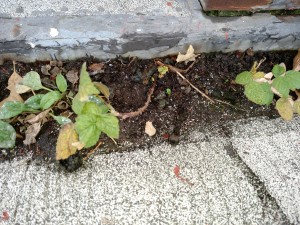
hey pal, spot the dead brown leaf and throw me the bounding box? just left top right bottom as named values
left=89, top=63, right=105, bottom=75
left=50, top=66, right=61, bottom=77
left=0, top=62, right=24, bottom=107
left=66, top=70, right=79, bottom=85
left=23, top=122, right=41, bottom=145
left=176, top=45, right=198, bottom=64
left=293, top=48, right=300, bottom=71
left=26, top=109, right=50, bottom=124
left=145, top=121, right=156, bottom=136
left=41, top=64, right=51, bottom=75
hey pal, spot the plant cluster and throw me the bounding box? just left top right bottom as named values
left=0, top=63, right=119, bottom=160
left=235, top=61, right=300, bottom=120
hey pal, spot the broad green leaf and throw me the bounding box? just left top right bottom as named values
left=272, top=64, right=286, bottom=77
left=24, top=94, right=44, bottom=110
left=93, top=82, right=110, bottom=99
left=52, top=115, right=72, bottom=125
left=275, top=97, right=293, bottom=121
left=75, top=114, right=101, bottom=148
left=40, top=91, right=62, bottom=110
left=0, top=120, right=16, bottom=148
left=293, top=100, right=300, bottom=115
left=244, top=81, right=273, bottom=105
left=71, top=96, right=85, bottom=115
left=285, top=70, right=300, bottom=90
left=271, top=76, right=290, bottom=97
left=96, top=114, right=119, bottom=139
left=56, top=74, right=68, bottom=93
left=235, top=71, right=252, bottom=85
left=22, top=71, right=43, bottom=90
left=76, top=63, right=99, bottom=101
left=81, top=102, right=109, bottom=115
left=0, top=101, right=25, bottom=119
left=56, top=123, right=79, bottom=160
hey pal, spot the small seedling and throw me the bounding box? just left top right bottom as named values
left=0, top=62, right=119, bottom=162
left=166, top=88, right=172, bottom=96
left=235, top=61, right=300, bottom=120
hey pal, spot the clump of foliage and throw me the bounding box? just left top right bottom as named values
left=0, top=62, right=119, bottom=160
left=235, top=61, right=300, bottom=120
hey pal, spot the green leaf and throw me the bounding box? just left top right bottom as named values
left=0, top=101, right=25, bottom=119
left=244, top=81, right=274, bottom=105
left=52, top=115, right=72, bottom=125
left=24, top=94, right=44, bottom=110
left=22, top=71, right=43, bottom=90
left=81, top=102, right=109, bottom=115
left=235, top=71, right=252, bottom=85
left=275, top=97, right=293, bottom=121
left=56, top=74, right=68, bottom=92
left=285, top=70, right=300, bottom=90
left=40, top=91, right=62, bottom=110
left=75, top=114, right=101, bottom=148
left=71, top=96, right=85, bottom=115
left=271, top=76, right=290, bottom=97
left=96, top=114, right=119, bottom=139
left=272, top=64, right=286, bottom=77
left=76, top=63, right=100, bottom=101
left=0, top=120, right=16, bottom=148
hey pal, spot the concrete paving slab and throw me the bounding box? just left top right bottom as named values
left=0, top=0, right=299, bottom=63
left=231, top=117, right=300, bottom=224
left=0, top=117, right=297, bottom=224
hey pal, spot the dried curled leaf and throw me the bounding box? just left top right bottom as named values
left=0, top=63, right=24, bottom=107
left=145, top=121, right=156, bottom=137
left=56, top=123, right=79, bottom=160
left=23, top=122, right=41, bottom=145
left=176, top=45, right=198, bottom=64
left=293, top=48, right=300, bottom=71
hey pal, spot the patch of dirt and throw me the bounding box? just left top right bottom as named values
left=0, top=50, right=297, bottom=170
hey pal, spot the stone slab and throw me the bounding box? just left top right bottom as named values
left=0, top=0, right=300, bottom=63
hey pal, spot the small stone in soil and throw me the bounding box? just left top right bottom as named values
left=169, top=134, right=180, bottom=144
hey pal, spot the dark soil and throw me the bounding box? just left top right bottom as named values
left=0, top=50, right=297, bottom=170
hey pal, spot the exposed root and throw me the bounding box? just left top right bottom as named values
left=111, top=82, right=156, bottom=120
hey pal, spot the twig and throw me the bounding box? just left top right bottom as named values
left=111, top=82, right=156, bottom=120
left=214, top=99, right=248, bottom=112
left=156, top=60, right=215, bottom=103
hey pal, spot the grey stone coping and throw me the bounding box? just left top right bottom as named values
left=0, top=0, right=300, bottom=63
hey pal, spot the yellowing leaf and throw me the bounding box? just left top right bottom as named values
left=275, top=97, right=293, bottom=121
left=176, top=45, right=198, bottom=64
left=93, top=82, right=110, bottom=99
left=56, top=123, right=79, bottom=160
left=145, top=121, right=156, bottom=137
left=293, top=99, right=300, bottom=115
